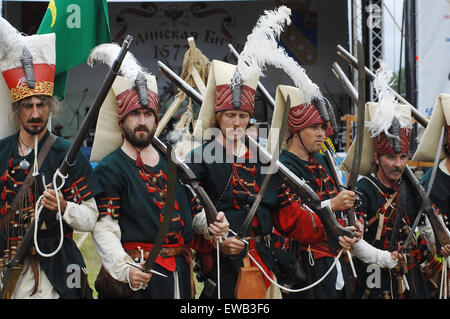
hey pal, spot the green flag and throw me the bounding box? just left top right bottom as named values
left=37, top=0, right=111, bottom=100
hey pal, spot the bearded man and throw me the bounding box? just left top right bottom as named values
left=0, top=20, right=98, bottom=299
left=90, top=47, right=227, bottom=299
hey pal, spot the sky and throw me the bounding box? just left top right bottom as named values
left=382, top=0, right=405, bottom=73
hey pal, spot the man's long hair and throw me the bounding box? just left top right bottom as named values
left=10, top=94, right=59, bottom=129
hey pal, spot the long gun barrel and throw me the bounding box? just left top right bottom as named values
left=245, top=136, right=354, bottom=253
left=1, top=36, right=134, bottom=299
left=336, top=44, right=429, bottom=128
left=331, top=55, right=450, bottom=253
left=60, top=35, right=133, bottom=175
left=403, top=166, right=450, bottom=256
left=158, top=60, right=355, bottom=254
left=157, top=60, right=203, bottom=105
left=331, top=62, right=358, bottom=105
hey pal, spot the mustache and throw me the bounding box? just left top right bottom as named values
left=134, top=125, right=149, bottom=133
left=27, top=118, right=43, bottom=123
left=388, top=167, right=403, bottom=173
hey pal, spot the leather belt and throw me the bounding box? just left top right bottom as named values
left=301, top=241, right=338, bottom=259
left=125, top=247, right=187, bottom=261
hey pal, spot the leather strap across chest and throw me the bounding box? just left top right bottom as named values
left=0, top=134, right=57, bottom=232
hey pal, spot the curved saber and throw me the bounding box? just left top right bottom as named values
left=158, top=59, right=355, bottom=254
left=236, top=97, right=290, bottom=240
left=402, top=127, right=445, bottom=251
left=141, top=144, right=177, bottom=274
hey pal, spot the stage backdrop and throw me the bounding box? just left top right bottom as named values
left=8, top=0, right=349, bottom=140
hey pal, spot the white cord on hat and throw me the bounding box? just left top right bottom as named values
left=32, top=135, right=39, bottom=177
left=33, top=168, right=68, bottom=257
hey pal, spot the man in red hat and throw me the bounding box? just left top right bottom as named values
left=348, top=63, right=450, bottom=298
left=349, top=60, right=450, bottom=298
left=269, top=85, right=360, bottom=299
left=353, top=116, right=432, bottom=298
left=183, top=56, right=357, bottom=299
left=89, top=45, right=228, bottom=299
left=0, top=19, right=99, bottom=299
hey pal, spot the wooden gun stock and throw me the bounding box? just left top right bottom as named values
left=1, top=36, right=134, bottom=299
left=403, top=166, right=450, bottom=256
left=245, top=136, right=354, bottom=254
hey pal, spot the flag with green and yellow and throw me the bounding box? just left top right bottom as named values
left=37, top=0, right=111, bottom=100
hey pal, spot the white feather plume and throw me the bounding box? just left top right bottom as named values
left=0, top=17, right=53, bottom=71
left=234, top=5, right=322, bottom=104
left=0, top=17, right=25, bottom=61
left=234, top=6, right=291, bottom=81
left=366, top=60, right=412, bottom=138
left=88, top=43, right=154, bottom=89
left=271, top=44, right=323, bottom=104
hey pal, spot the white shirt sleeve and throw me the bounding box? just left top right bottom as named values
left=418, top=215, right=450, bottom=256
left=352, top=239, right=398, bottom=269
left=62, top=197, right=99, bottom=232
left=192, top=209, right=214, bottom=240
left=321, top=199, right=332, bottom=210
left=91, top=215, right=131, bottom=283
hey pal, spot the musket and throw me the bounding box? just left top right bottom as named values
left=151, top=136, right=218, bottom=225
left=331, top=62, right=358, bottom=105
left=157, top=60, right=355, bottom=252
left=332, top=56, right=450, bottom=256
left=402, top=128, right=450, bottom=256
left=236, top=96, right=290, bottom=240
left=343, top=41, right=366, bottom=227
left=245, top=136, right=355, bottom=254
left=336, top=44, right=429, bottom=128
left=1, top=35, right=134, bottom=299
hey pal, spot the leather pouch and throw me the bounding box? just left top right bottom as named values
left=94, top=266, right=133, bottom=299
left=234, top=255, right=266, bottom=299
